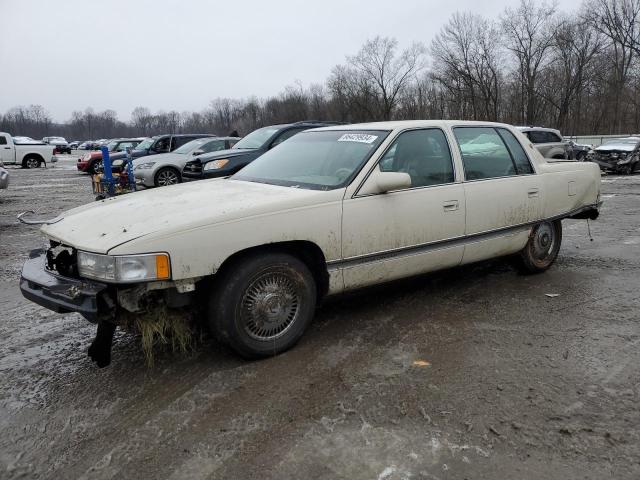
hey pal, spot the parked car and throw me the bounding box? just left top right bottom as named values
left=0, top=133, right=55, bottom=168
left=587, top=137, right=640, bottom=174
left=106, top=134, right=214, bottom=170
left=516, top=127, right=570, bottom=159
left=77, top=138, right=147, bottom=173
left=43, top=136, right=71, bottom=154
left=566, top=140, right=593, bottom=160
left=0, top=161, right=8, bottom=189
left=134, top=137, right=240, bottom=187
left=68, top=140, right=81, bottom=149
left=19, top=120, right=601, bottom=366
left=182, top=121, right=341, bottom=181
left=77, top=141, right=92, bottom=150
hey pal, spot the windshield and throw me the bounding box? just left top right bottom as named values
left=107, top=141, right=119, bottom=151
left=174, top=138, right=213, bottom=154
left=232, top=130, right=389, bottom=190
left=134, top=138, right=154, bottom=151
left=232, top=126, right=279, bottom=150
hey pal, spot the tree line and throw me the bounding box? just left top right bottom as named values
left=3, top=0, right=640, bottom=140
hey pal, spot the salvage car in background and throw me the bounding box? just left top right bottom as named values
left=567, top=140, right=593, bottom=160
left=182, top=121, right=340, bottom=181
left=0, top=133, right=55, bottom=168
left=43, top=136, right=71, bottom=154
left=517, top=126, right=570, bottom=159
left=587, top=137, right=640, bottom=174
left=77, top=138, right=146, bottom=173
left=19, top=120, right=601, bottom=366
left=134, top=136, right=240, bottom=187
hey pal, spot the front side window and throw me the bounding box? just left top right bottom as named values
left=202, top=139, right=226, bottom=153
left=134, top=138, right=154, bottom=151
left=153, top=137, right=171, bottom=152
left=454, top=127, right=516, bottom=180
left=379, top=129, right=454, bottom=188
left=0, top=136, right=7, bottom=145
left=232, top=130, right=389, bottom=190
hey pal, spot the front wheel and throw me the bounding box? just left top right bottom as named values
left=208, top=252, right=317, bottom=358
left=154, top=167, right=181, bottom=187
left=516, top=220, right=562, bottom=273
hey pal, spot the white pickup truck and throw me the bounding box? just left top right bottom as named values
left=0, top=133, right=55, bottom=168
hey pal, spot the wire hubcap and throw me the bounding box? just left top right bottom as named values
left=241, top=272, right=300, bottom=341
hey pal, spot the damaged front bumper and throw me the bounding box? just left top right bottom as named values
left=20, top=249, right=109, bottom=322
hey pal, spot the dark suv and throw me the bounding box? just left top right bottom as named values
left=109, top=134, right=214, bottom=163
left=182, top=121, right=342, bottom=181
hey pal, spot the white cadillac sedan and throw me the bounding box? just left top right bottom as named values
left=20, top=120, right=601, bottom=365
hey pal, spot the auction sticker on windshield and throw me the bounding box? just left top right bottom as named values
left=337, top=133, right=378, bottom=144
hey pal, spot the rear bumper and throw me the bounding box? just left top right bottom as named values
left=20, top=250, right=108, bottom=323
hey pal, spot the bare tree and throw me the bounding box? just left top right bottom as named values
left=502, top=0, right=558, bottom=125
left=431, top=12, right=503, bottom=120
left=328, top=36, right=426, bottom=120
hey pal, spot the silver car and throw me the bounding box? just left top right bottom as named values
left=0, top=161, right=9, bottom=189
left=516, top=126, right=570, bottom=159
left=133, top=137, right=240, bottom=187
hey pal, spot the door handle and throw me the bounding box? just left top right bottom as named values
left=3, top=147, right=10, bottom=149
left=527, top=188, right=539, bottom=198
left=442, top=200, right=459, bottom=211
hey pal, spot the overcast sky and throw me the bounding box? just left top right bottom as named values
left=1, top=0, right=582, bottom=122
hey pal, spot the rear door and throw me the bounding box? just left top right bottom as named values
left=452, top=126, right=542, bottom=265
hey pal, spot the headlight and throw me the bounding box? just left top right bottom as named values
left=135, top=162, right=156, bottom=170
left=77, top=251, right=170, bottom=283
left=203, top=159, right=229, bottom=171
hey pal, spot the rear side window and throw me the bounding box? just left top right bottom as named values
left=527, top=131, right=547, bottom=144
left=172, top=136, right=196, bottom=149
left=497, top=128, right=534, bottom=174
left=454, top=127, right=515, bottom=180
left=379, top=128, right=454, bottom=187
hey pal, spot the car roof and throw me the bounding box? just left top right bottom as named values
left=311, top=119, right=516, bottom=132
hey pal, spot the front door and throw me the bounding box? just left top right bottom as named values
left=341, top=128, right=466, bottom=290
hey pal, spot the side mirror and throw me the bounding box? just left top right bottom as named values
left=192, top=150, right=204, bottom=156
left=376, top=171, right=411, bottom=193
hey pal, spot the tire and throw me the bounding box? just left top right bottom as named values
left=208, top=252, right=317, bottom=358
left=516, top=220, right=562, bottom=274
left=154, top=167, right=181, bottom=187
left=22, top=156, right=41, bottom=169
left=575, top=151, right=586, bottom=161
left=89, top=159, right=103, bottom=174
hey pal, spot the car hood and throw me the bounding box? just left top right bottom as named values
left=132, top=152, right=184, bottom=167
left=595, top=143, right=637, bottom=152
left=41, top=179, right=333, bottom=254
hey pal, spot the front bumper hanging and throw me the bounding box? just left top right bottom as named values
left=20, top=249, right=108, bottom=322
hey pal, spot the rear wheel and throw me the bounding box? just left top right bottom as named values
left=22, top=156, right=41, bottom=169
left=517, top=220, right=562, bottom=273
left=208, top=252, right=317, bottom=358
left=89, top=159, right=103, bottom=174
left=154, top=167, right=181, bottom=187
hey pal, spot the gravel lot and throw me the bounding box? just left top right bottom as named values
left=1, top=156, right=639, bottom=479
